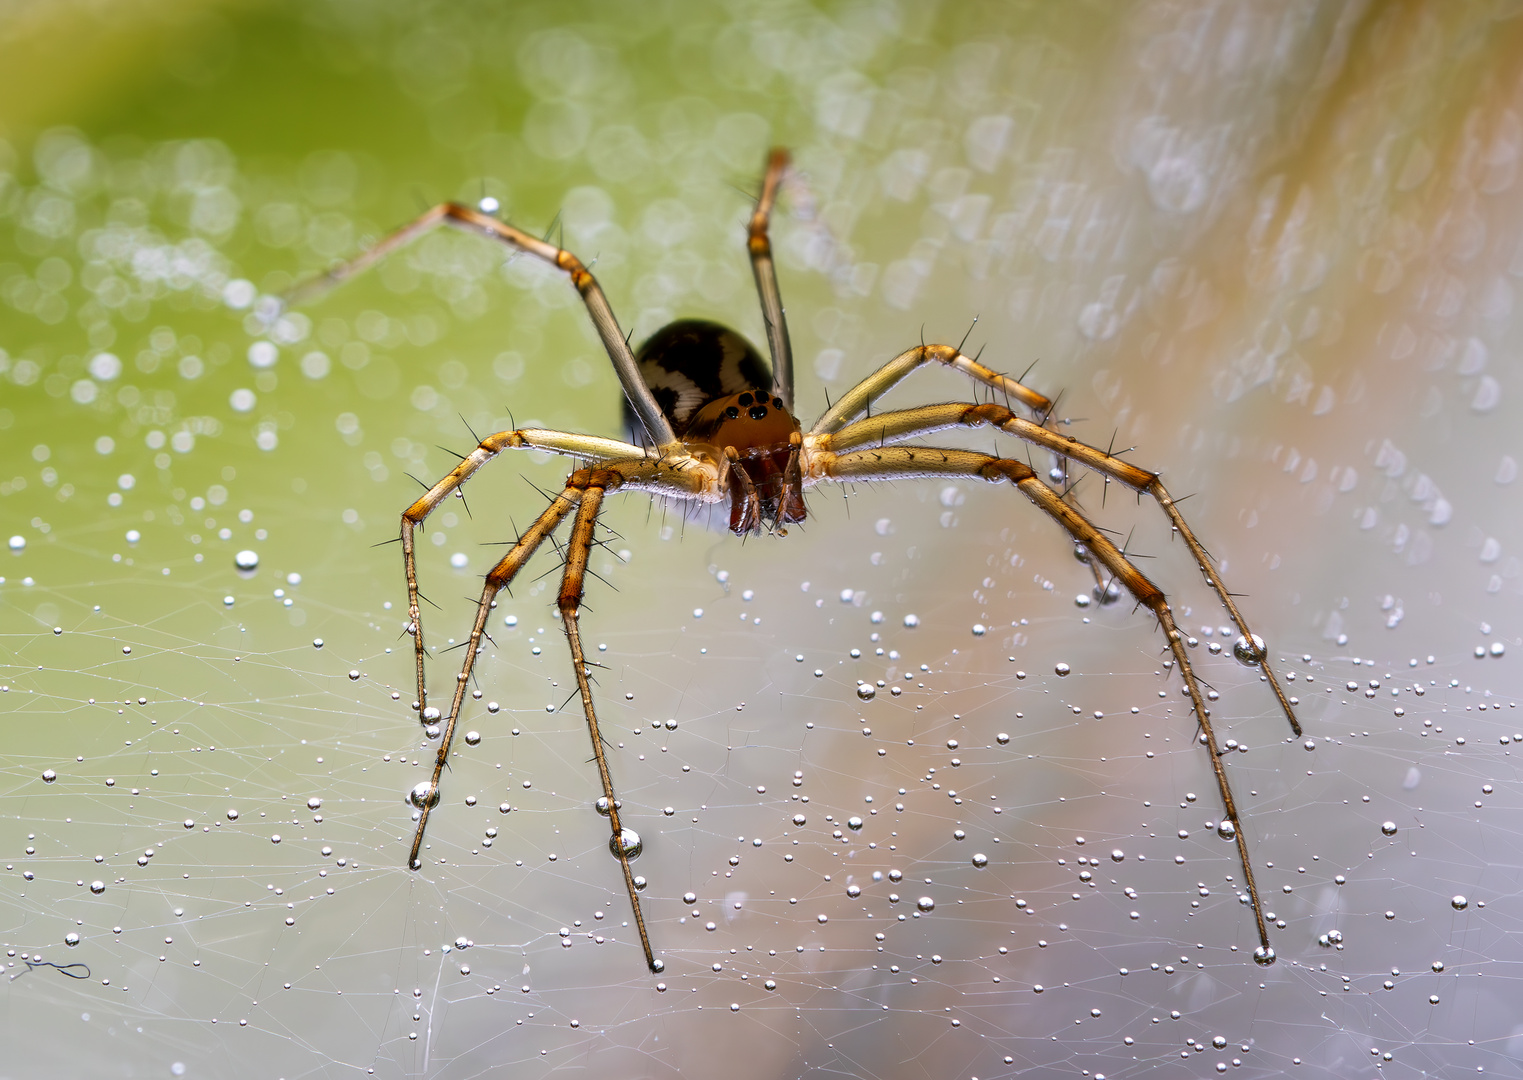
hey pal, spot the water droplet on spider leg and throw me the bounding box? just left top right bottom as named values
left=1216, top=820, right=1236, bottom=840
left=1252, top=946, right=1276, bottom=966
left=595, top=796, right=614, bottom=816
left=609, top=828, right=642, bottom=860
left=409, top=782, right=439, bottom=809
left=1233, top=634, right=1266, bottom=666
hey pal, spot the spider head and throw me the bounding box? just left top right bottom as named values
left=685, top=394, right=806, bottom=536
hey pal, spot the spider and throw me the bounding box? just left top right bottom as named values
left=284, top=149, right=1302, bottom=976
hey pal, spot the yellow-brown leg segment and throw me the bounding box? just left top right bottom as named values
left=810, top=344, right=1055, bottom=437
left=407, top=483, right=583, bottom=870
left=556, top=477, right=661, bottom=973
left=815, top=444, right=1276, bottom=962
left=816, top=401, right=1300, bottom=735
left=282, top=203, right=677, bottom=447
left=399, top=428, right=654, bottom=724
left=748, top=148, right=795, bottom=410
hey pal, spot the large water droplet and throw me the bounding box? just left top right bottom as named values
left=1252, top=945, right=1276, bottom=965
left=856, top=683, right=876, bottom=701
left=89, top=881, right=105, bottom=895
left=1451, top=895, right=1468, bottom=911
left=1381, top=821, right=1398, bottom=837
left=971, top=853, right=988, bottom=868
left=1233, top=634, right=1266, bottom=666
left=916, top=896, right=935, bottom=913
left=1054, top=662, right=1071, bottom=677
left=233, top=549, right=259, bottom=571
left=409, top=782, right=439, bottom=809
left=609, top=828, right=642, bottom=859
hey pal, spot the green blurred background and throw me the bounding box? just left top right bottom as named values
left=3, top=2, right=1522, bottom=1077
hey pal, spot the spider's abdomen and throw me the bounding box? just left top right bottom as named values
left=631, top=319, right=775, bottom=435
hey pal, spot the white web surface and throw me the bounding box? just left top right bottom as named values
left=1, top=1, right=1521, bottom=1077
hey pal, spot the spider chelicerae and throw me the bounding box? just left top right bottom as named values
left=285, top=149, right=1302, bottom=975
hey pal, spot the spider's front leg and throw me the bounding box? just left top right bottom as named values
left=809, top=444, right=1278, bottom=963
left=407, top=455, right=703, bottom=975
left=406, top=481, right=583, bottom=867
left=555, top=478, right=662, bottom=973
left=816, top=396, right=1301, bottom=734
left=397, top=428, right=654, bottom=724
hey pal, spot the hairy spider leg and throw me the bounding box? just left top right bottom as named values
left=747, top=148, right=796, bottom=412
left=408, top=457, right=705, bottom=974
left=407, top=482, right=580, bottom=875
left=811, top=342, right=1055, bottom=435
left=557, top=481, right=663, bottom=973
left=815, top=393, right=1300, bottom=734
left=280, top=202, right=679, bottom=448
left=399, top=429, right=651, bottom=721
left=810, top=443, right=1276, bottom=962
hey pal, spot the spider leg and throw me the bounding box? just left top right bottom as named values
left=282, top=205, right=678, bottom=447
left=407, top=481, right=582, bottom=870
left=407, top=455, right=710, bottom=974
left=811, top=344, right=1054, bottom=437
left=399, top=429, right=653, bottom=720
left=811, top=444, right=1276, bottom=963
left=557, top=479, right=662, bottom=974
left=815, top=401, right=1300, bottom=734
left=748, top=148, right=796, bottom=411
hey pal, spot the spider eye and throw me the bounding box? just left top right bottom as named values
left=737, top=393, right=754, bottom=406
left=749, top=404, right=768, bottom=420
left=725, top=406, right=741, bottom=419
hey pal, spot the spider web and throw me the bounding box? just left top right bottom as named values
left=2, top=1, right=1522, bottom=1077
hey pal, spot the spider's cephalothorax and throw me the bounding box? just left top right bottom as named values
left=631, top=319, right=805, bottom=534
left=286, top=147, right=1303, bottom=977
